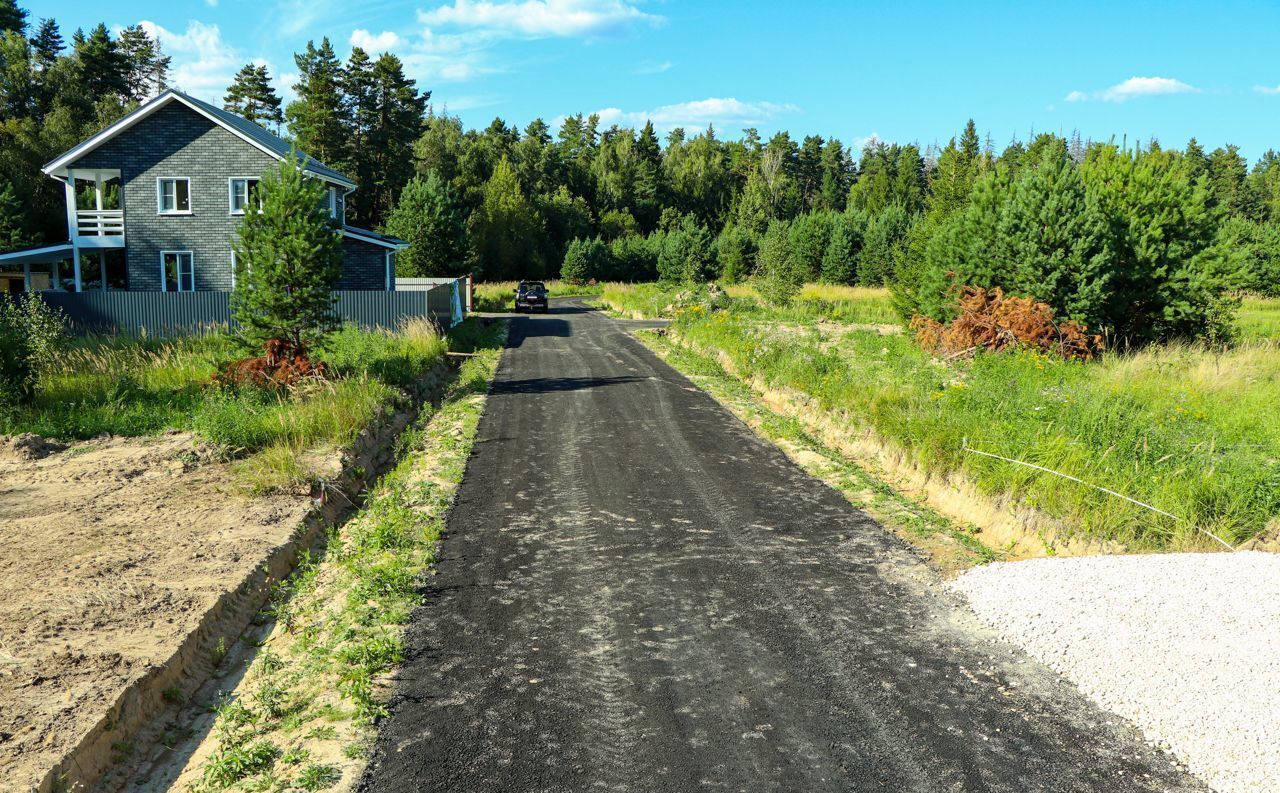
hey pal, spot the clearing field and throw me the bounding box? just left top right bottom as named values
left=601, top=284, right=1280, bottom=554
left=0, top=319, right=452, bottom=790
left=0, top=432, right=312, bottom=790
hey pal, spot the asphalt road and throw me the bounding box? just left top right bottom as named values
left=359, top=299, right=1202, bottom=793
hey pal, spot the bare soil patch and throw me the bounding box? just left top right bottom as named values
left=0, top=433, right=311, bottom=791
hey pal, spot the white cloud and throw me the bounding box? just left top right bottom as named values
left=1065, top=76, right=1198, bottom=103
left=140, top=20, right=243, bottom=103
left=401, top=0, right=660, bottom=87
left=632, top=60, right=673, bottom=75
left=585, top=98, right=800, bottom=132
left=418, top=0, right=661, bottom=39
left=350, top=29, right=404, bottom=52
left=205, top=0, right=219, bottom=7
left=1254, top=85, right=1280, bottom=95
left=271, top=0, right=340, bottom=36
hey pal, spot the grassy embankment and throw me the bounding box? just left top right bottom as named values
left=603, top=283, right=1280, bottom=552
left=0, top=320, right=448, bottom=492
left=190, top=320, right=505, bottom=792
left=472, top=279, right=608, bottom=312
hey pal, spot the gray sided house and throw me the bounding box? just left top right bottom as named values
left=0, top=89, right=405, bottom=293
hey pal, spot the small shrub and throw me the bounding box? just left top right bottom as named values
left=200, top=740, right=281, bottom=787
left=0, top=295, right=67, bottom=405
left=297, top=763, right=342, bottom=790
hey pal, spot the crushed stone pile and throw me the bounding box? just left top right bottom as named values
left=950, top=552, right=1280, bottom=793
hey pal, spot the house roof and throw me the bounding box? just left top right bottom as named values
left=0, top=242, right=74, bottom=265
left=343, top=225, right=409, bottom=250
left=41, top=89, right=357, bottom=190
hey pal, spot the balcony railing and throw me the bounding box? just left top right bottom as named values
left=76, top=209, right=124, bottom=237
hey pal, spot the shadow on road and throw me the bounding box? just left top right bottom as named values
left=490, top=375, right=644, bottom=395
left=506, top=317, right=571, bottom=348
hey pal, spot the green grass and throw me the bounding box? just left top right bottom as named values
left=473, top=279, right=607, bottom=312
left=191, top=321, right=506, bottom=791
left=1238, top=295, right=1280, bottom=340
left=1, top=320, right=451, bottom=493
left=640, top=331, right=994, bottom=571
left=604, top=282, right=1280, bottom=550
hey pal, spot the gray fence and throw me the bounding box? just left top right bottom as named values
left=24, top=284, right=462, bottom=337
left=397, top=274, right=473, bottom=312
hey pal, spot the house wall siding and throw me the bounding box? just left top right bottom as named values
left=340, top=236, right=391, bottom=290
left=66, top=102, right=355, bottom=291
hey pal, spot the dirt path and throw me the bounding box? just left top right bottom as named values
left=359, top=300, right=1203, bottom=792
left=0, top=433, right=309, bottom=791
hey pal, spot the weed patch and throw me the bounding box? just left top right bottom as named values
left=184, top=321, right=505, bottom=791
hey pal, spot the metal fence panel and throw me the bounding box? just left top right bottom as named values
left=18, top=286, right=461, bottom=338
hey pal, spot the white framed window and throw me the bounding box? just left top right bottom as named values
left=157, top=177, right=191, bottom=215
left=327, top=186, right=338, bottom=219
left=161, top=250, right=195, bottom=292
left=229, top=177, right=261, bottom=215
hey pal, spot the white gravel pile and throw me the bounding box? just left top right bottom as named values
left=950, top=551, right=1280, bottom=793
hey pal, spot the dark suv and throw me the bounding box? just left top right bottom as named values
left=514, top=281, right=549, bottom=313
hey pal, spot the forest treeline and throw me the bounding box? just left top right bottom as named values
left=3, top=0, right=1278, bottom=341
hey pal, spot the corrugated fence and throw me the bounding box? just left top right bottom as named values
left=22, top=282, right=464, bottom=337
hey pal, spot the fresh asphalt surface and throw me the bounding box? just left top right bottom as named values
left=359, top=298, right=1203, bottom=793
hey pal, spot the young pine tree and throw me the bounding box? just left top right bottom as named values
left=383, top=172, right=467, bottom=277
left=231, top=157, right=342, bottom=361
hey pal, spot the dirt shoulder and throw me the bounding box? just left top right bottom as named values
left=0, top=433, right=311, bottom=791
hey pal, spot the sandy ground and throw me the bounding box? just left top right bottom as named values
left=0, top=433, right=310, bottom=791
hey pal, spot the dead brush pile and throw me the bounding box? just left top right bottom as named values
left=217, top=337, right=326, bottom=388
left=911, top=286, right=1104, bottom=361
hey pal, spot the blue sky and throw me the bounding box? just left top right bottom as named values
left=39, top=0, right=1280, bottom=160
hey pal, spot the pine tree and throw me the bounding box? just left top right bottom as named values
left=118, top=24, right=169, bottom=101
left=1206, top=144, right=1252, bottom=217
left=285, top=38, right=348, bottom=166
left=224, top=64, right=283, bottom=130
left=231, top=156, right=342, bottom=359
left=382, top=172, right=467, bottom=277
left=0, top=0, right=25, bottom=35
left=74, top=24, right=129, bottom=101
left=354, top=52, right=427, bottom=226
left=467, top=158, right=543, bottom=280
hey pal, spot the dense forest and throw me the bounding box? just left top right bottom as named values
left=3, top=0, right=1278, bottom=341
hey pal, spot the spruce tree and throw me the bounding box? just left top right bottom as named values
left=31, top=18, right=61, bottom=66
left=633, top=120, right=665, bottom=230
left=231, top=156, right=342, bottom=359
left=0, top=0, right=25, bottom=35
left=224, top=64, right=283, bottom=129
left=756, top=219, right=802, bottom=304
